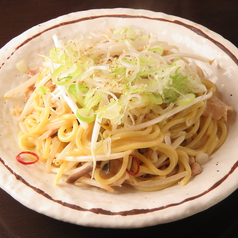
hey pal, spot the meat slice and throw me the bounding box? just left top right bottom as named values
left=66, top=163, right=93, bottom=184
left=189, top=156, right=203, bottom=176
left=190, top=162, right=203, bottom=176
left=203, top=95, right=232, bottom=120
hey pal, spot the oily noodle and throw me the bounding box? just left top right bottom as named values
left=15, top=78, right=228, bottom=192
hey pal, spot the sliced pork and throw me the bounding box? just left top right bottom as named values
left=203, top=95, right=232, bottom=120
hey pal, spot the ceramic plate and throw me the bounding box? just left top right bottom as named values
left=0, top=8, right=237, bottom=228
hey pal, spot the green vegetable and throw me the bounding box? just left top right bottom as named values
left=76, top=108, right=95, bottom=123
left=44, top=27, right=208, bottom=128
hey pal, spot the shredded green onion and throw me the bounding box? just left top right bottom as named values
left=68, top=84, right=88, bottom=107
left=16, top=60, right=28, bottom=73
left=38, top=86, right=46, bottom=95
left=177, top=93, right=195, bottom=106
left=148, top=93, right=163, bottom=105
left=43, top=26, right=209, bottom=129
left=57, top=76, right=73, bottom=85
left=76, top=108, right=95, bottom=123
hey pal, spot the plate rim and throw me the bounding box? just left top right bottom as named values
left=0, top=8, right=237, bottom=228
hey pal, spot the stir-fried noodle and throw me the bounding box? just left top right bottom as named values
left=4, top=26, right=232, bottom=192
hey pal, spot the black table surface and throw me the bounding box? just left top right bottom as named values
left=0, top=1, right=238, bottom=237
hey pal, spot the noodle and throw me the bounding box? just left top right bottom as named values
left=4, top=26, right=232, bottom=192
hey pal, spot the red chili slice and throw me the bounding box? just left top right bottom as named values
left=16, top=151, right=39, bottom=165
left=126, top=154, right=140, bottom=176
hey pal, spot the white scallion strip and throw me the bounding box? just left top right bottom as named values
left=113, top=90, right=212, bottom=133
left=52, top=34, right=62, bottom=48
left=55, top=139, right=76, bottom=162
left=18, top=92, right=35, bottom=121
left=163, top=53, right=212, bottom=63
left=63, top=150, right=133, bottom=162
left=55, top=85, right=89, bottom=128
left=154, top=134, right=186, bottom=167
left=4, top=73, right=39, bottom=98
left=90, top=116, right=102, bottom=176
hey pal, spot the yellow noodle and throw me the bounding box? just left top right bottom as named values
left=42, top=137, right=52, bottom=161
left=58, top=119, right=79, bottom=142
left=54, top=161, right=69, bottom=185
left=186, top=116, right=212, bottom=149
left=185, top=119, right=200, bottom=139
left=133, top=144, right=178, bottom=176
left=7, top=31, right=232, bottom=193
left=216, top=120, right=228, bottom=149
left=94, top=154, right=129, bottom=185
left=177, top=150, right=192, bottom=186
left=46, top=137, right=62, bottom=173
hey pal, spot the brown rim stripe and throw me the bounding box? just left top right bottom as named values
left=11, top=14, right=238, bottom=66
left=0, top=157, right=237, bottom=216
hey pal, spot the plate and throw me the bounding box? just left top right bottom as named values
left=0, top=8, right=237, bottom=228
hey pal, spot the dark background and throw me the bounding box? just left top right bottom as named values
left=0, top=1, right=238, bottom=237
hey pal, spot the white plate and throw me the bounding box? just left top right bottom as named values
left=0, top=8, right=237, bottom=228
